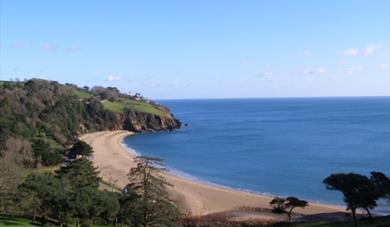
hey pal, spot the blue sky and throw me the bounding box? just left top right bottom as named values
left=1, top=0, right=389, bottom=99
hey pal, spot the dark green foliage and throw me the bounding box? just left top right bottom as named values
left=270, top=196, right=308, bottom=223
left=97, top=191, right=121, bottom=225
left=18, top=172, right=63, bottom=224
left=91, top=86, right=121, bottom=102
left=284, top=197, right=308, bottom=223
left=270, top=197, right=286, bottom=214
left=118, top=191, right=142, bottom=226
left=323, top=172, right=390, bottom=227
left=125, top=156, right=180, bottom=227
left=17, top=156, right=121, bottom=227
left=0, top=78, right=180, bottom=168
left=0, top=79, right=121, bottom=167
left=56, top=157, right=101, bottom=189
left=32, top=138, right=61, bottom=166
left=67, top=140, right=94, bottom=158
left=370, top=171, right=390, bottom=202
left=0, top=79, right=181, bottom=226
left=83, top=97, right=118, bottom=131
left=324, top=173, right=370, bottom=227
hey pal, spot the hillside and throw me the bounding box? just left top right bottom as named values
left=0, top=78, right=181, bottom=167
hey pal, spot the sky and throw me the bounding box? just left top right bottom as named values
left=0, top=0, right=389, bottom=99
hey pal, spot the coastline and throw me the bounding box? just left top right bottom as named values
left=80, top=130, right=345, bottom=217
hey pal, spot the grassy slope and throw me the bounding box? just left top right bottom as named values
left=74, top=90, right=93, bottom=99
left=73, top=90, right=164, bottom=116
left=20, top=165, right=60, bottom=180
left=0, top=215, right=37, bottom=227
left=102, top=99, right=164, bottom=116
left=22, top=166, right=115, bottom=191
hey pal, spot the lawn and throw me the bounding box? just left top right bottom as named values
left=0, top=214, right=38, bottom=227
left=20, top=165, right=61, bottom=180
left=102, top=98, right=164, bottom=116
left=74, top=90, right=93, bottom=99
left=73, top=89, right=164, bottom=116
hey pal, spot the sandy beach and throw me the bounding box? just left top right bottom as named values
left=80, top=130, right=344, bottom=218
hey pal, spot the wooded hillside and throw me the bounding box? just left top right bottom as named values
left=0, top=79, right=181, bottom=167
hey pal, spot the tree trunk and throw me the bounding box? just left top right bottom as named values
left=143, top=163, right=149, bottom=227
left=287, top=207, right=294, bottom=223
left=365, top=208, right=373, bottom=222
left=32, top=210, right=36, bottom=223
left=43, top=214, right=47, bottom=225
left=351, top=208, right=357, bottom=227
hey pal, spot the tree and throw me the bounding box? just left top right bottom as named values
left=56, top=157, right=100, bottom=189
left=97, top=191, right=121, bottom=226
left=118, top=191, right=142, bottom=226
left=0, top=148, right=24, bottom=212
left=67, top=140, right=93, bottom=159
left=56, top=157, right=101, bottom=227
left=270, top=197, right=286, bottom=214
left=323, top=173, right=376, bottom=227
left=370, top=171, right=390, bottom=202
left=18, top=172, right=62, bottom=224
left=32, top=138, right=61, bottom=166
left=269, top=196, right=308, bottom=223
left=125, top=156, right=179, bottom=227
left=0, top=136, right=35, bottom=212
left=2, top=137, right=34, bottom=166
left=284, top=197, right=308, bottom=223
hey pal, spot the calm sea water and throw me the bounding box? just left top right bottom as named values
left=124, top=97, right=390, bottom=207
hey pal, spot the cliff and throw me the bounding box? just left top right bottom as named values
left=122, top=109, right=181, bottom=132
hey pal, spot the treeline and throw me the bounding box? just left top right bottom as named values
left=2, top=141, right=180, bottom=227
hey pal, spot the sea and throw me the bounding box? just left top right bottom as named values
left=123, top=97, right=390, bottom=212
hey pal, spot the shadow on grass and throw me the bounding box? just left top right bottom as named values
left=0, top=214, right=42, bottom=226
left=294, top=215, right=390, bottom=227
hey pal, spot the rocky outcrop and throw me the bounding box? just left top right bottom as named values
left=121, top=110, right=181, bottom=132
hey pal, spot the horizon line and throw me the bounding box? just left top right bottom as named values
left=157, top=95, right=390, bottom=101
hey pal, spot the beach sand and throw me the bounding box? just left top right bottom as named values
left=80, top=130, right=344, bottom=218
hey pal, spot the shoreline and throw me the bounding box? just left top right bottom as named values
left=123, top=141, right=338, bottom=206
left=80, top=130, right=345, bottom=217
left=121, top=138, right=346, bottom=211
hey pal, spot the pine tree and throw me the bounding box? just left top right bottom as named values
left=125, top=156, right=179, bottom=227
left=270, top=196, right=308, bottom=223
left=56, top=157, right=101, bottom=227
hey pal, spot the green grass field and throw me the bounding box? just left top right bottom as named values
left=0, top=215, right=38, bottom=227
left=74, top=90, right=93, bottom=99
left=102, top=98, right=164, bottom=116
left=20, top=165, right=60, bottom=180
left=73, top=89, right=164, bottom=116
